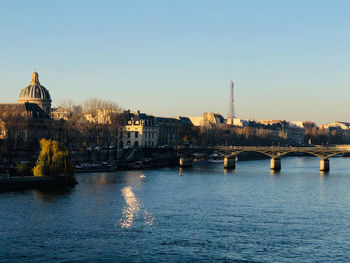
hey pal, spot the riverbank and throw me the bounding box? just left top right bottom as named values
left=0, top=175, right=77, bottom=193
left=117, top=148, right=179, bottom=170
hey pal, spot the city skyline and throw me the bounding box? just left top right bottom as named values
left=1, top=1, right=350, bottom=124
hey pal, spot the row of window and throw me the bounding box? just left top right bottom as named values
left=127, top=120, right=155, bottom=126
left=127, top=131, right=138, bottom=138
left=127, top=131, right=156, bottom=139
left=144, top=131, right=155, bottom=139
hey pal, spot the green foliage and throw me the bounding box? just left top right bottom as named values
left=33, top=139, right=74, bottom=177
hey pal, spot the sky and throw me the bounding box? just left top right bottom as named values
left=0, top=0, right=350, bottom=124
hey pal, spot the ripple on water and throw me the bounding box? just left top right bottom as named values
left=2, top=158, right=350, bottom=262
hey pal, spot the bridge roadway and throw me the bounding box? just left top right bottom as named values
left=179, top=146, right=350, bottom=172
left=213, top=146, right=350, bottom=172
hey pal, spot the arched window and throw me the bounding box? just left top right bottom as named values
left=134, top=141, right=139, bottom=147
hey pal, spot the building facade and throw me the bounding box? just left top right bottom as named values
left=120, top=111, right=158, bottom=149
left=51, top=105, right=82, bottom=120
left=190, top=112, right=225, bottom=127
left=0, top=71, right=63, bottom=149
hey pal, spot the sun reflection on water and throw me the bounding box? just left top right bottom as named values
left=120, top=186, right=155, bottom=229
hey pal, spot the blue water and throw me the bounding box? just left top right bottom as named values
left=1, top=157, right=350, bottom=262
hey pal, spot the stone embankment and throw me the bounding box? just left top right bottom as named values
left=117, top=148, right=179, bottom=170
left=0, top=175, right=77, bottom=193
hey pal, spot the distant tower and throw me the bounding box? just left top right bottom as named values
left=228, top=80, right=235, bottom=124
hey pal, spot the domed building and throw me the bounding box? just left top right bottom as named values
left=0, top=71, right=66, bottom=155
left=18, top=71, right=52, bottom=115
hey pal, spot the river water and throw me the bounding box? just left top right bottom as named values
left=1, top=157, right=350, bottom=262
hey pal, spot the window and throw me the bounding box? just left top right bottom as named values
left=127, top=132, right=131, bottom=138
left=135, top=131, right=139, bottom=138
left=134, top=141, right=139, bottom=147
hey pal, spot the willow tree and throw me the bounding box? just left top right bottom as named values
left=33, top=139, right=74, bottom=177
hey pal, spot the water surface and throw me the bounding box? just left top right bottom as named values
left=1, top=157, right=350, bottom=262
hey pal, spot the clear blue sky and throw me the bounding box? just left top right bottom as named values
left=1, top=0, right=349, bottom=124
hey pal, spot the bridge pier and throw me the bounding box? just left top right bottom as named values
left=270, top=158, right=281, bottom=171
left=320, top=158, right=330, bottom=172
left=224, top=157, right=235, bottom=169
left=179, top=157, right=193, bottom=167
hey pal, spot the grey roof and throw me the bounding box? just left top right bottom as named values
left=178, top=117, right=193, bottom=125
left=0, top=102, right=50, bottom=120
left=123, top=110, right=155, bottom=125
left=19, top=84, right=51, bottom=101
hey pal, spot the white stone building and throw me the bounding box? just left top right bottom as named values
left=120, top=111, right=158, bottom=149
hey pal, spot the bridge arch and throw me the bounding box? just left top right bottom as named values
left=217, top=146, right=348, bottom=172
left=225, top=149, right=341, bottom=160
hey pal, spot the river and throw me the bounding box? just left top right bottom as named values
left=1, top=156, right=350, bottom=262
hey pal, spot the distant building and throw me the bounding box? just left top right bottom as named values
left=189, top=116, right=203, bottom=126
left=203, top=112, right=225, bottom=126
left=290, top=121, right=305, bottom=128
left=260, top=119, right=288, bottom=126
left=258, top=120, right=305, bottom=145
left=155, top=116, right=192, bottom=146
left=0, top=71, right=63, bottom=149
left=227, top=118, right=250, bottom=127
left=283, top=125, right=305, bottom=145
left=326, top=121, right=350, bottom=144
left=156, top=117, right=180, bottom=146
left=51, top=105, right=82, bottom=120
left=119, top=111, right=194, bottom=149
left=120, top=111, right=158, bottom=149
left=190, top=113, right=225, bottom=127
left=329, top=121, right=350, bottom=130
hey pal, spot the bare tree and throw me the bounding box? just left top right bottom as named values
left=82, top=98, right=123, bottom=161
left=58, top=99, right=76, bottom=110
left=1, top=116, right=27, bottom=167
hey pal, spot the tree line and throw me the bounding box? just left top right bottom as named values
left=0, top=98, right=347, bottom=169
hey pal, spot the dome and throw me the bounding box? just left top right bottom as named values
left=18, top=71, right=51, bottom=102
left=18, top=71, right=52, bottom=115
